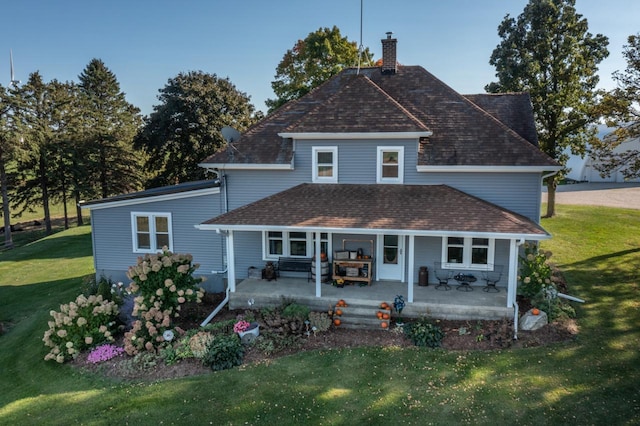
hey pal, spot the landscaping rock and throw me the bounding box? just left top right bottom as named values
left=520, top=309, right=548, bottom=331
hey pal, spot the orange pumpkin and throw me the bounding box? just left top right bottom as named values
left=376, top=311, right=383, bottom=319
left=532, top=308, right=540, bottom=315
left=335, top=309, right=343, bottom=316
left=333, top=318, right=341, bottom=326
left=380, top=302, right=389, bottom=309
left=321, top=252, right=328, bottom=261
left=382, top=313, right=390, bottom=320
left=338, top=299, right=346, bottom=307
left=380, top=321, right=388, bottom=329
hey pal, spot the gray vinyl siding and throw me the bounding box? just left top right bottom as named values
left=224, top=139, right=543, bottom=223
left=412, top=236, right=511, bottom=285
left=90, top=193, right=226, bottom=292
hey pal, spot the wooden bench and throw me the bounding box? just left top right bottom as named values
left=276, top=257, right=312, bottom=281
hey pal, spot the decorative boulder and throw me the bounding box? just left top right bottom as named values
left=520, top=309, right=548, bottom=331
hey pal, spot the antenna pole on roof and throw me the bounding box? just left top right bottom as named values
left=357, top=0, right=363, bottom=75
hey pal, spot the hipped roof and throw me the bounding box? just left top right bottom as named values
left=201, top=66, right=557, bottom=169
left=200, top=183, right=549, bottom=239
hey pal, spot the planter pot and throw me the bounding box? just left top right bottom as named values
left=238, top=322, right=260, bottom=344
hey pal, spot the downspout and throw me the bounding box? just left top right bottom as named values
left=201, top=230, right=230, bottom=326
left=513, top=238, right=526, bottom=340
left=200, top=286, right=230, bottom=327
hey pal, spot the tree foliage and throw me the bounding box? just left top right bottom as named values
left=11, top=73, right=74, bottom=234
left=266, top=26, right=374, bottom=112
left=78, top=59, right=143, bottom=200
left=135, top=71, right=258, bottom=187
left=591, top=33, right=640, bottom=180
left=486, top=0, right=609, bottom=217
left=0, top=84, right=16, bottom=247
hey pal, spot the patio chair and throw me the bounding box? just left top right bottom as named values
left=434, top=262, right=452, bottom=291
left=481, top=265, right=503, bottom=292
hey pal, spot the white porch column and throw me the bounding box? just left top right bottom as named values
left=315, top=234, right=322, bottom=297
left=407, top=235, right=415, bottom=303
left=226, top=230, right=236, bottom=293
left=507, top=238, right=519, bottom=308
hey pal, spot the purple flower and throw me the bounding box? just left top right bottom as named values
left=87, top=344, right=125, bottom=364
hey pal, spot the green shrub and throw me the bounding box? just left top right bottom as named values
left=43, top=294, right=120, bottom=363
left=282, top=303, right=310, bottom=320
left=202, top=334, right=245, bottom=371
left=403, top=318, right=445, bottom=348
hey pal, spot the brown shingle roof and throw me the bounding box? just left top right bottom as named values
left=201, top=183, right=548, bottom=237
left=464, top=93, right=539, bottom=146
left=200, top=65, right=557, bottom=168
left=283, top=74, right=430, bottom=134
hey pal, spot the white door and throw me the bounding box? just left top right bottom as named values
left=377, top=235, right=404, bottom=281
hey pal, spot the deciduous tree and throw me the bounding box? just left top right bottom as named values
left=135, top=71, right=258, bottom=187
left=486, top=0, right=609, bottom=217
left=266, top=26, right=374, bottom=112
left=592, top=34, right=640, bottom=179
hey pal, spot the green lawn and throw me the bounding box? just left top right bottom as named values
left=0, top=206, right=639, bottom=425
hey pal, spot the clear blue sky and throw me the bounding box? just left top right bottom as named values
left=2, top=0, right=638, bottom=116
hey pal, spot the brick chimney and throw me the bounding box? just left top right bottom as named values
left=381, top=32, right=397, bottom=74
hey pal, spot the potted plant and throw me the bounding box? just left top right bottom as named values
left=234, top=320, right=259, bottom=343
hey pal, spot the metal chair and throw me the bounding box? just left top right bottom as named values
left=434, top=262, right=452, bottom=291
left=481, top=265, right=503, bottom=292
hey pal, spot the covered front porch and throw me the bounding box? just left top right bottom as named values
left=229, top=277, right=511, bottom=320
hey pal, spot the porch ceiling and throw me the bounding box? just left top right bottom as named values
left=199, top=183, right=549, bottom=238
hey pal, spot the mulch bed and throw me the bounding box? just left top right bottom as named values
left=72, top=292, right=578, bottom=382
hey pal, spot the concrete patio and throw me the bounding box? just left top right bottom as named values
left=229, top=277, right=512, bottom=321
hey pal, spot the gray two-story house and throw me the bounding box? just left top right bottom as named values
left=82, top=34, right=560, bottom=324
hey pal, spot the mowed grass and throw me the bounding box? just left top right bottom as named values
left=0, top=206, right=639, bottom=425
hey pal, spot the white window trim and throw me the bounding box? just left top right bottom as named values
left=262, top=231, right=331, bottom=261
left=441, top=237, right=495, bottom=270
left=131, top=212, right=173, bottom=253
left=312, top=146, right=338, bottom=183
left=376, top=146, right=404, bottom=184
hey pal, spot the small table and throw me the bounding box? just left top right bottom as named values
left=453, top=273, right=476, bottom=292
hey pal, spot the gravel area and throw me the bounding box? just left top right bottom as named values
left=542, top=182, right=640, bottom=209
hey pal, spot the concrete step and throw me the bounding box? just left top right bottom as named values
left=332, top=303, right=393, bottom=330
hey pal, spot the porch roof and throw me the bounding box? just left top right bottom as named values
left=198, top=183, right=549, bottom=239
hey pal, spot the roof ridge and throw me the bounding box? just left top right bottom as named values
left=282, top=73, right=431, bottom=134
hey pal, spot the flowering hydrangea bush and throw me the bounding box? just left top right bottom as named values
left=43, top=294, right=120, bottom=363
left=124, top=248, right=205, bottom=355
left=87, top=344, right=125, bottom=364
left=518, top=243, right=553, bottom=298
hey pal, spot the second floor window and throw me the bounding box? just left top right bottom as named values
left=312, top=147, right=338, bottom=183
left=377, top=146, right=404, bottom=183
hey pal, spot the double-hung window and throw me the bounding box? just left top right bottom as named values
left=131, top=212, right=173, bottom=253
left=442, top=237, right=494, bottom=270
left=377, top=146, right=404, bottom=183
left=312, top=147, right=338, bottom=183
left=263, top=231, right=331, bottom=260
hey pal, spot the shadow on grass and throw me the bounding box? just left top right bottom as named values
left=0, top=227, right=92, bottom=261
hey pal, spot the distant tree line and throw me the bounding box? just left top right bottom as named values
left=0, top=60, right=260, bottom=249
left=0, top=26, right=368, bottom=249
